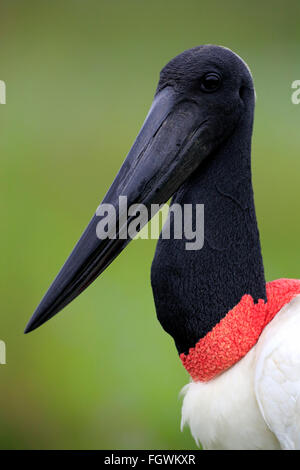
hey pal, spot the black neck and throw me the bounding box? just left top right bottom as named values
left=151, top=109, right=266, bottom=354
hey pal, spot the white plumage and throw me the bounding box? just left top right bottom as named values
left=181, top=294, right=300, bottom=450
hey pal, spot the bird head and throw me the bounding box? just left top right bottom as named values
left=25, top=45, right=255, bottom=334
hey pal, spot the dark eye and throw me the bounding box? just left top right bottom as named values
left=200, top=72, right=222, bottom=92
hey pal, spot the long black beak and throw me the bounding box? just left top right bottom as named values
left=25, top=86, right=208, bottom=333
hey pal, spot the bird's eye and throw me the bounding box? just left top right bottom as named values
left=200, top=72, right=222, bottom=92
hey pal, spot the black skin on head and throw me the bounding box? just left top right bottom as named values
left=151, top=45, right=266, bottom=355
left=155, top=45, right=255, bottom=171
left=157, top=45, right=253, bottom=94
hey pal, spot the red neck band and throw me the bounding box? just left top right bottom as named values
left=180, top=279, right=300, bottom=382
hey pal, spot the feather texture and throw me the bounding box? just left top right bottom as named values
left=181, top=294, right=300, bottom=449
left=255, top=294, right=300, bottom=449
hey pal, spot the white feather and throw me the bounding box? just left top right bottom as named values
left=254, top=294, right=300, bottom=449
left=181, top=294, right=300, bottom=449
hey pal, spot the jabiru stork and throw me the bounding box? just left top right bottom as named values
left=25, top=45, right=300, bottom=450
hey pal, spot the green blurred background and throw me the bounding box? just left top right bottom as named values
left=1, top=0, right=300, bottom=449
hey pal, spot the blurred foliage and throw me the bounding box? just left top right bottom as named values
left=0, top=0, right=300, bottom=449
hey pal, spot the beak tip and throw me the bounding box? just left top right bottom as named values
left=24, top=307, right=47, bottom=334
left=24, top=317, right=37, bottom=334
